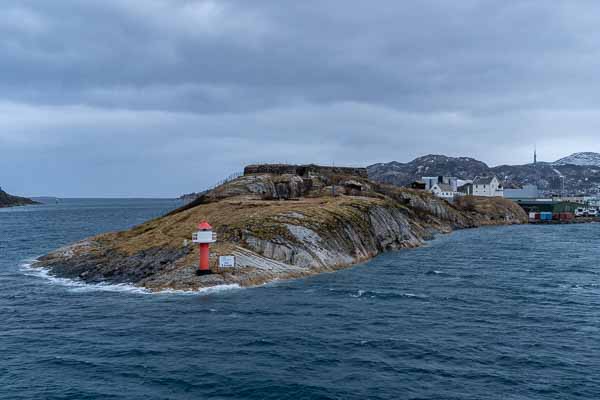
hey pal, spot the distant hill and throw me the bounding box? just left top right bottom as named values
left=367, top=154, right=600, bottom=195
left=368, top=155, right=490, bottom=186
left=553, top=152, right=600, bottom=167
left=0, top=188, right=39, bottom=208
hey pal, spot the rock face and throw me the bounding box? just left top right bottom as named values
left=0, top=188, right=38, bottom=208
left=177, top=165, right=368, bottom=206
left=35, top=169, right=528, bottom=291
left=368, top=154, right=600, bottom=196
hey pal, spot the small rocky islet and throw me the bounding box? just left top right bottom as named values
left=0, top=187, right=38, bottom=208
left=34, top=164, right=528, bottom=291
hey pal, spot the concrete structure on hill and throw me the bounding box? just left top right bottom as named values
left=473, top=176, right=504, bottom=197
left=244, top=164, right=368, bottom=179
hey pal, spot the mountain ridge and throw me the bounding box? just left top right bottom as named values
left=367, top=153, right=600, bottom=195
left=553, top=152, right=600, bottom=167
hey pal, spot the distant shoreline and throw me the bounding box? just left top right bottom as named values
left=529, top=217, right=600, bottom=225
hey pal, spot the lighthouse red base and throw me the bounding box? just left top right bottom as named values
left=197, top=243, right=212, bottom=275
left=193, top=221, right=215, bottom=276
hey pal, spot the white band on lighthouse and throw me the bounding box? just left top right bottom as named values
left=192, top=231, right=217, bottom=243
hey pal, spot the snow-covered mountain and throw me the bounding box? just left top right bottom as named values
left=553, top=152, right=600, bottom=167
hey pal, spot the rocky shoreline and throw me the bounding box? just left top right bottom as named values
left=33, top=167, right=528, bottom=292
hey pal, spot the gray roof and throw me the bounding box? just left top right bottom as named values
left=473, top=176, right=496, bottom=185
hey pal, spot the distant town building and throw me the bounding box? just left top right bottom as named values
left=430, top=183, right=460, bottom=200
left=504, top=184, right=539, bottom=199
left=444, top=177, right=459, bottom=192
left=559, top=196, right=591, bottom=205
left=422, top=177, right=439, bottom=190
left=409, top=181, right=427, bottom=190
left=514, top=199, right=580, bottom=214
left=587, top=197, right=600, bottom=207
left=472, top=176, right=504, bottom=197
left=422, top=176, right=458, bottom=191
left=458, top=183, right=474, bottom=196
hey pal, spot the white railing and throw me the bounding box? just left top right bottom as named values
left=182, top=172, right=244, bottom=203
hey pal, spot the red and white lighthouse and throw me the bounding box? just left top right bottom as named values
left=192, top=221, right=217, bottom=275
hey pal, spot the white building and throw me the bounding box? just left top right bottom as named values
left=457, top=179, right=473, bottom=188
left=472, top=176, right=504, bottom=197
left=423, top=176, right=458, bottom=191
left=431, top=183, right=462, bottom=201
left=458, top=183, right=473, bottom=195
left=423, top=177, right=440, bottom=190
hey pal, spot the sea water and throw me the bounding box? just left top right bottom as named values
left=2, top=199, right=600, bottom=399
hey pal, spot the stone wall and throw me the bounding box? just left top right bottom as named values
left=243, top=164, right=368, bottom=179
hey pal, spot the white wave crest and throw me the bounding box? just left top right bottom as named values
left=20, top=262, right=149, bottom=294
left=156, top=284, right=242, bottom=296
left=20, top=261, right=242, bottom=296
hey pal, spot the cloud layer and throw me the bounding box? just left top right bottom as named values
left=2, top=0, right=600, bottom=196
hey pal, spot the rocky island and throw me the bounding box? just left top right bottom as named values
left=0, top=187, right=39, bottom=208
left=34, top=164, right=527, bottom=291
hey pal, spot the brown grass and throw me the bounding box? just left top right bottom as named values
left=97, top=195, right=389, bottom=259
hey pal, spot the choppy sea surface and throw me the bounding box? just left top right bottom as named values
left=2, top=199, right=600, bottom=399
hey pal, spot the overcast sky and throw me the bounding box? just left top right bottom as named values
left=2, top=1, right=600, bottom=197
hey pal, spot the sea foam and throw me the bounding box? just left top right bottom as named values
left=20, top=260, right=241, bottom=296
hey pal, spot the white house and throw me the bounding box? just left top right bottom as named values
left=423, top=176, right=458, bottom=191
left=472, top=176, right=504, bottom=197
left=430, top=183, right=462, bottom=200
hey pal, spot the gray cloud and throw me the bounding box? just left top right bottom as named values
left=2, top=0, right=600, bottom=196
